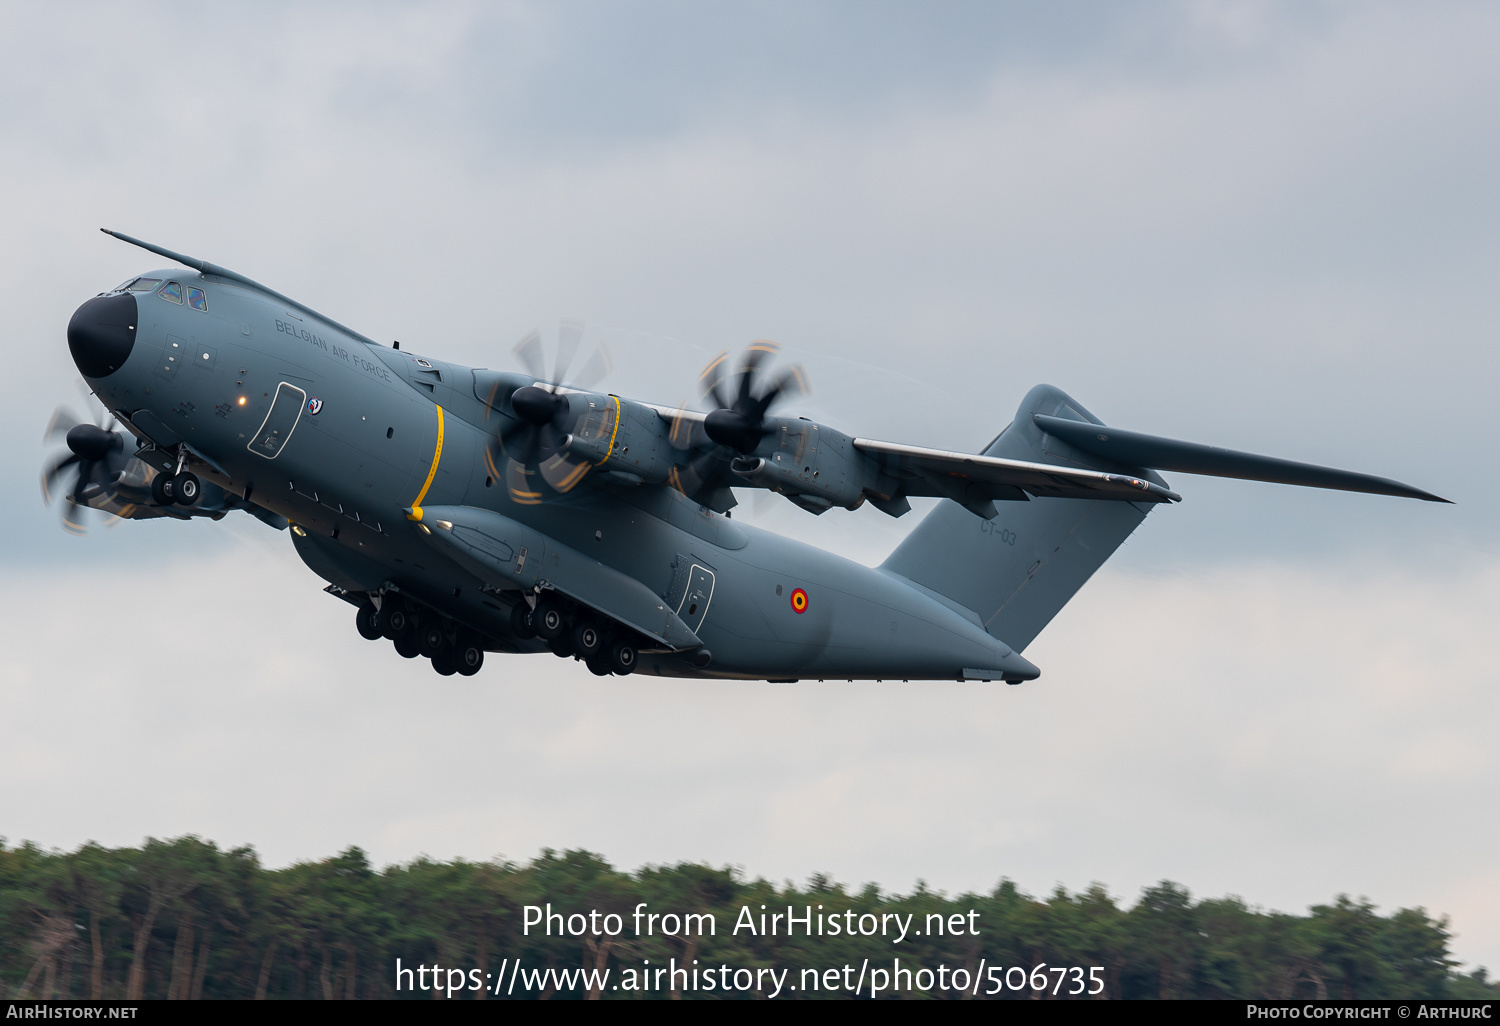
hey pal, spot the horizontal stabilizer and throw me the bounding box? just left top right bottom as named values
left=1033, top=415, right=1449, bottom=503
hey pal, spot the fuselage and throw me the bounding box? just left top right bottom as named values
left=68, top=268, right=1039, bottom=682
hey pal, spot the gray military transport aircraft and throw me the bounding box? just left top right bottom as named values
left=47, top=229, right=1447, bottom=682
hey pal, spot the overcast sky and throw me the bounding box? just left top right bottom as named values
left=3, top=0, right=1498, bottom=972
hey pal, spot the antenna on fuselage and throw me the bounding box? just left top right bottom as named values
left=99, top=228, right=386, bottom=349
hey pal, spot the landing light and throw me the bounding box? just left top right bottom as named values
left=237, top=396, right=247, bottom=406
left=290, top=525, right=306, bottom=537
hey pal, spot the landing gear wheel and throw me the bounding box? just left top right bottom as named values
left=356, top=605, right=381, bottom=641
left=172, top=472, right=200, bottom=506
left=151, top=473, right=174, bottom=505
left=509, top=602, right=537, bottom=640
left=607, top=640, right=638, bottom=676
left=532, top=599, right=566, bottom=641
left=547, top=637, right=574, bottom=659
left=419, top=622, right=447, bottom=659
left=431, top=651, right=457, bottom=676
left=394, top=633, right=422, bottom=659
left=585, top=656, right=611, bottom=677
left=455, top=641, right=484, bottom=676
left=570, top=619, right=603, bottom=659
left=380, top=607, right=410, bottom=640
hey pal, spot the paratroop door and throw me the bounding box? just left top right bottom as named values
left=674, top=561, right=716, bottom=634
left=248, top=382, right=307, bottom=460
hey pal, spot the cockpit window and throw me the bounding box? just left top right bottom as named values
left=159, top=281, right=184, bottom=304
left=128, top=278, right=162, bottom=292
left=187, top=286, right=208, bottom=312
left=113, top=278, right=136, bottom=293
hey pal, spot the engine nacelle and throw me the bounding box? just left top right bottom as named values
left=733, top=420, right=879, bottom=514
left=563, top=395, right=680, bottom=486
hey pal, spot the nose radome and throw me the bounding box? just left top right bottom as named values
left=67, top=292, right=138, bottom=378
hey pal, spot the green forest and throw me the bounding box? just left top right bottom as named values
left=1, top=836, right=1496, bottom=1001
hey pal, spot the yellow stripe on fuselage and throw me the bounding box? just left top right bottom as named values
left=407, top=405, right=445, bottom=516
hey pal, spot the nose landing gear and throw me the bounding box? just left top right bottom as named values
left=151, top=470, right=200, bottom=506
left=151, top=446, right=202, bottom=508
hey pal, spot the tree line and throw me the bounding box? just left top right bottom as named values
left=1, top=836, right=1495, bottom=1000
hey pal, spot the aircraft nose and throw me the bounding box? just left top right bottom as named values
left=67, top=292, right=138, bottom=378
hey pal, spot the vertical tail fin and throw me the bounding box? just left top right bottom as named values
left=881, top=384, right=1163, bottom=653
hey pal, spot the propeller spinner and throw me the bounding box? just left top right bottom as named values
left=488, top=321, right=614, bottom=504
left=669, top=341, right=809, bottom=508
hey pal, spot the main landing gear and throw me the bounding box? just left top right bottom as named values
left=510, top=596, right=639, bottom=677
left=356, top=599, right=487, bottom=677
left=354, top=593, right=641, bottom=679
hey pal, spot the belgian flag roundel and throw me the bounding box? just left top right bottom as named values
left=790, top=588, right=808, bottom=614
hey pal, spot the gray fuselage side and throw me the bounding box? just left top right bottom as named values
left=85, top=269, right=1036, bottom=682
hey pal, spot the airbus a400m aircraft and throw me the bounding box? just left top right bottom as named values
left=48, top=230, right=1447, bottom=682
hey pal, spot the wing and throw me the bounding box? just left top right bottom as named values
left=853, top=437, right=1181, bottom=506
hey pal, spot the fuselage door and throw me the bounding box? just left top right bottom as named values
left=674, top=561, right=716, bottom=634
left=248, top=382, right=308, bottom=460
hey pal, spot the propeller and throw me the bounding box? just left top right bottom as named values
left=669, top=341, right=809, bottom=508
left=40, top=402, right=128, bottom=535
left=489, top=320, right=614, bottom=504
